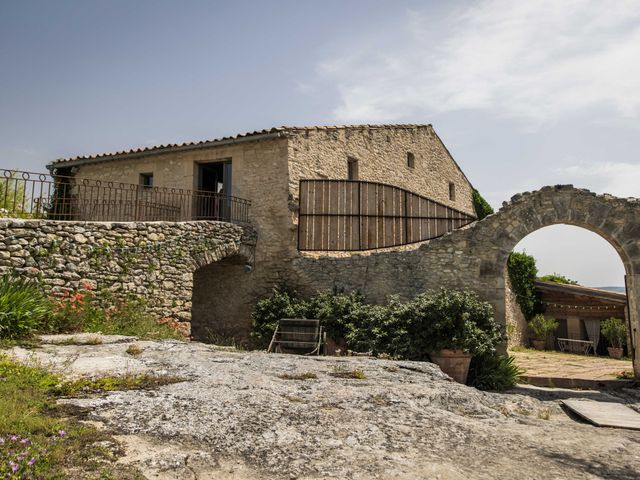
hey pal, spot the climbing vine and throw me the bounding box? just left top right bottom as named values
left=507, top=251, right=540, bottom=320
left=472, top=189, right=494, bottom=220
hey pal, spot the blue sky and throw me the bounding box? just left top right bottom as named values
left=1, top=0, right=638, bottom=286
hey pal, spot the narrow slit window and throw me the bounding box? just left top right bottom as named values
left=140, top=173, right=153, bottom=188
left=448, top=182, right=456, bottom=201
left=407, top=152, right=415, bottom=168
left=347, top=157, right=359, bottom=180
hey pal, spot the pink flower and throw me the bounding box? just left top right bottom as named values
left=28, top=458, right=36, bottom=466
left=58, top=430, right=66, bottom=437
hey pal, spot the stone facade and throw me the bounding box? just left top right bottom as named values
left=0, top=219, right=252, bottom=332
left=286, top=126, right=474, bottom=215
left=51, top=125, right=476, bottom=343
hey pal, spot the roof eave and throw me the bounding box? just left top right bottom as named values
left=534, top=280, right=627, bottom=303
left=47, top=131, right=286, bottom=171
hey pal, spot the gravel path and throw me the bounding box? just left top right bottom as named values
left=6, top=336, right=640, bottom=479
left=511, top=349, right=634, bottom=380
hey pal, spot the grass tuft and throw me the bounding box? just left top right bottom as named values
left=53, top=372, right=184, bottom=397
left=126, top=344, right=144, bottom=356
left=330, top=365, right=367, bottom=380
left=278, top=372, right=317, bottom=380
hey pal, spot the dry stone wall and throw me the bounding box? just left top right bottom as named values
left=0, top=219, right=252, bottom=333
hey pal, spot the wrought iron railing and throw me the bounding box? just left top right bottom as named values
left=0, top=169, right=251, bottom=223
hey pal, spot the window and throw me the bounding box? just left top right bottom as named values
left=347, top=157, right=359, bottom=180
left=449, top=182, right=456, bottom=201
left=139, top=173, right=153, bottom=188
left=407, top=152, right=415, bottom=168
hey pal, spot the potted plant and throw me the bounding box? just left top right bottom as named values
left=528, top=314, right=558, bottom=350
left=408, top=289, right=503, bottom=384
left=601, top=317, right=626, bottom=359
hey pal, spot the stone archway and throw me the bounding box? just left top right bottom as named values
left=191, top=254, right=254, bottom=343
left=469, top=186, right=640, bottom=376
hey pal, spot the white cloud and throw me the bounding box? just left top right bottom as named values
left=318, top=0, right=640, bottom=125
left=556, top=162, right=640, bottom=198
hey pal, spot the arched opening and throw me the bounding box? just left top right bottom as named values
left=505, top=224, right=633, bottom=384
left=191, top=255, right=255, bottom=345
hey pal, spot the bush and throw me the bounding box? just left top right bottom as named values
left=342, top=298, right=412, bottom=359
left=472, top=189, right=494, bottom=220
left=251, top=286, right=309, bottom=347
left=538, top=273, right=578, bottom=285
left=252, top=287, right=503, bottom=367
left=0, top=274, right=52, bottom=339
left=307, top=288, right=365, bottom=342
left=601, top=317, right=626, bottom=349
left=528, top=314, right=558, bottom=341
left=252, top=287, right=512, bottom=389
left=507, top=252, right=540, bottom=320
left=467, top=353, right=522, bottom=391
left=407, top=289, right=502, bottom=358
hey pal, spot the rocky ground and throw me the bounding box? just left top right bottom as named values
left=6, top=334, right=640, bottom=479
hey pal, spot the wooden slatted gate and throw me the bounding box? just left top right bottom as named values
left=298, top=179, right=476, bottom=251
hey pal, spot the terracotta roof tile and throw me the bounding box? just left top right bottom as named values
left=48, top=124, right=432, bottom=167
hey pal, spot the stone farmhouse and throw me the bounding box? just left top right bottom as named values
left=48, top=124, right=477, bottom=341
left=0, top=123, right=635, bottom=375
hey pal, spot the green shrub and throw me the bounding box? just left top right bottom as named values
left=252, top=287, right=503, bottom=363
left=528, top=314, right=558, bottom=341
left=601, top=317, right=626, bottom=348
left=251, top=286, right=309, bottom=347
left=343, top=298, right=412, bottom=359
left=307, top=288, right=365, bottom=341
left=407, top=289, right=502, bottom=358
left=0, top=171, right=30, bottom=218
left=472, top=189, right=494, bottom=220
left=468, top=353, right=522, bottom=391
left=507, top=252, right=540, bottom=320
left=538, top=273, right=578, bottom=285
left=0, top=274, right=52, bottom=339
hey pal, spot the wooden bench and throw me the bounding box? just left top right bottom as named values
left=267, top=318, right=326, bottom=356
left=557, top=337, right=596, bottom=356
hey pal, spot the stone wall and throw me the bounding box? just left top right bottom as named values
left=287, top=125, right=475, bottom=216
left=504, top=273, right=528, bottom=347
left=283, top=186, right=639, bottom=372
left=0, top=219, right=251, bottom=333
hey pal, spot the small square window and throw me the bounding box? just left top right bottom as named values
left=140, top=173, right=153, bottom=188
left=347, top=158, right=359, bottom=180
left=448, top=182, right=456, bottom=201
left=407, top=152, right=415, bottom=168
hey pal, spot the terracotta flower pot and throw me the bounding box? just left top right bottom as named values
left=430, top=349, right=472, bottom=384
left=608, top=347, right=624, bottom=359
left=532, top=340, right=546, bottom=351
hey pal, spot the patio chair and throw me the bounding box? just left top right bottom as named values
left=267, top=318, right=325, bottom=355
